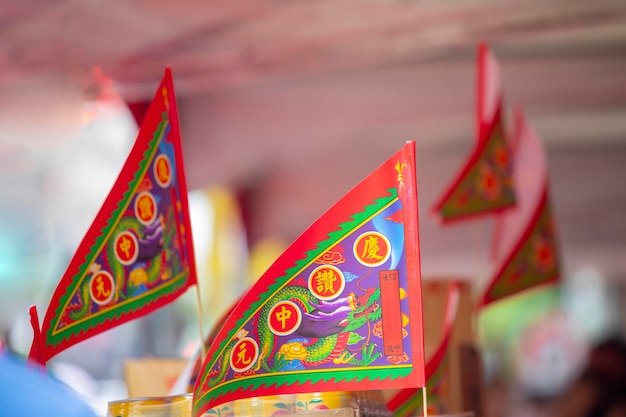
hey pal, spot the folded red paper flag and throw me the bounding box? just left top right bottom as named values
left=432, top=43, right=516, bottom=224
left=29, top=69, right=197, bottom=365
left=193, top=142, right=426, bottom=416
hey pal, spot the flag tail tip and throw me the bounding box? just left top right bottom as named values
left=428, top=206, right=444, bottom=223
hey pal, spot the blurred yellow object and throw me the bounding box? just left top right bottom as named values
left=196, top=392, right=392, bottom=417
left=107, top=394, right=191, bottom=417
left=230, top=395, right=297, bottom=417
left=294, top=392, right=355, bottom=413
left=124, top=358, right=188, bottom=398
left=249, top=236, right=288, bottom=284
left=194, top=186, right=250, bottom=329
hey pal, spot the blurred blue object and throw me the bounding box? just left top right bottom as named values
left=0, top=349, right=97, bottom=416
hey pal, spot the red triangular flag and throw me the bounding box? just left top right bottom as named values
left=479, top=110, right=560, bottom=307
left=29, top=69, right=197, bottom=365
left=432, top=43, right=516, bottom=223
left=192, top=142, right=425, bottom=416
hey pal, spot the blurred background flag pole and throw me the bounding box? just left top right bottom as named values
left=195, top=285, right=207, bottom=360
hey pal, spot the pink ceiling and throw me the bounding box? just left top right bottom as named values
left=1, top=0, right=625, bottom=282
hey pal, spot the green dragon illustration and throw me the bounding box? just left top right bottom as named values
left=206, top=283, right=383, bottom=387
left=68, top=205, right=178, bottom=321
left=274, top=286, right=383, bottom=368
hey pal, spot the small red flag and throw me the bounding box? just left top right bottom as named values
left=480, top=110, right=560, bottom=307
left=432, top=43, right=516, bottom=223
left=29, top=69, right=197, bottom=365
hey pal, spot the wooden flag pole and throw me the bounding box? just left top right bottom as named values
left=195, top=285, right=207, bottom=361
left=473, top=222, right=486, bottom=283
left=472, top=220, right=488, bottom=314
left=422, top=386, right=428, bottom=417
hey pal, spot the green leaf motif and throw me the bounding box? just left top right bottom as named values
left=347, top=332, right=365, bottom=345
